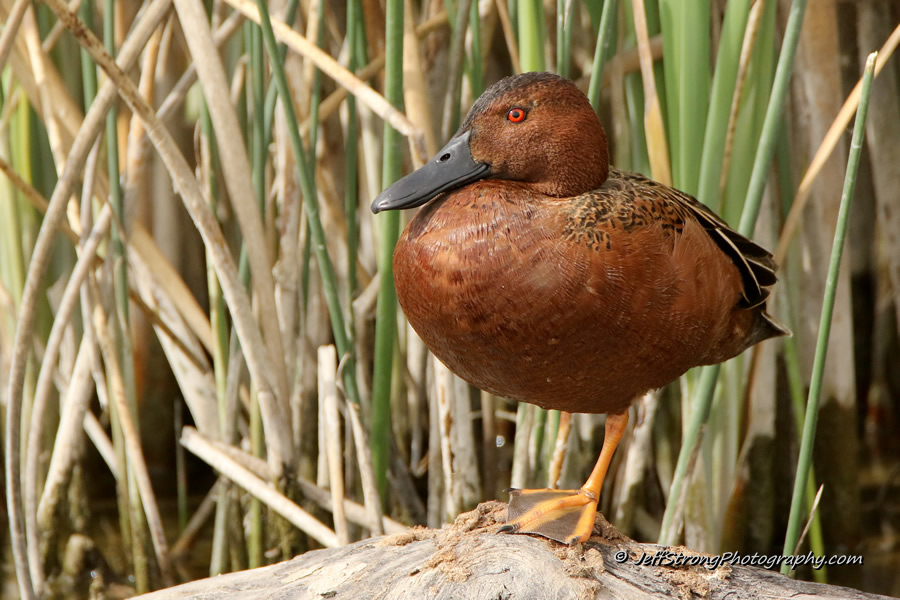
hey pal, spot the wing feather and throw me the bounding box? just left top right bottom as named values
left=610, top=169, right=778, bottom=309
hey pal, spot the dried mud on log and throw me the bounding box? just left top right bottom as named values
left=135, top=502, right=888, bottom=599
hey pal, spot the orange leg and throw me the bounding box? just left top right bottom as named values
left=499, top=410, right=629, bottom=544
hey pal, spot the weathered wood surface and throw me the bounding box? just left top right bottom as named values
left=136, top=502, right=888, bottom=600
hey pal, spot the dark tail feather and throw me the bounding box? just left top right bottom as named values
left=748, top=310, right=791, bottom=347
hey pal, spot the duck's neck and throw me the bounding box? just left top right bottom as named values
left=528, top=113, right=610, bottom=197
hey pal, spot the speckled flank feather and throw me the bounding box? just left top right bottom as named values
left=564, top=168, right=780, bottom=310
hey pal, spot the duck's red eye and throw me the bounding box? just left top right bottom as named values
left=507, top=108, right=527, bottom=123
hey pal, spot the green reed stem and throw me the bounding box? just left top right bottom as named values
left=0, top=88, right=25, bottom=331
left=245, top=20, right=266, bottom=569
left=517, top=0, right=545, bottom=71
left=619, top=0, right=651, bottom=173
left=587, top=0, right=616, bottom=112
left=200, top=99, right=233, bottom=577
left=102, top=0, right=129, bottom=369
left=262, top=0, right=299, bottom=148
left=371, top=0, right=404, bottom=504
left=174, top=402, right=187, bottom=533
left=721, top=0, right=776, bottom=224
left=556, top=0, right=573, bottom=77
left=74, top=0, right=134, bottom=565
left=79, top=3, right=97, bottom=109
left=738, top=0, right=808, bottom=235
left=781, top=51, right=875, bottom=574
left=783, top=332, right=827, bottom=581
left=253, top=0, right=360, bottom=408
left=250, top=26, right=265, bottom=219
left=345, top=0, right=364, bottom=297
left=307, top=0, right=326, bottom=174
left=443, top=0, right=474, bottom=139
left=659, top=0, right=709, bottom=196
left=256, top=0, right=306, bottom=317
left=103, top=0, right=147, bottom=589
left=531, top=404, right=548, bottom=481
left=775, top=121, right=827, bottom=582
left=696, top=0, right=751, bottom=207
left=469, top=0, right=484, bottom=96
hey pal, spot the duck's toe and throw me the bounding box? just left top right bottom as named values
left=500, top=488, right=598, bottom=545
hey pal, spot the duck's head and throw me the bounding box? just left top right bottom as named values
left=371, top=72, right=609, bottom=213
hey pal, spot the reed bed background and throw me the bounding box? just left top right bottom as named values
left=0, top=0, right=898, bottom=598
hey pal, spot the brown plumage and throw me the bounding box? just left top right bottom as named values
left=372, top=71, right=787, bottom=544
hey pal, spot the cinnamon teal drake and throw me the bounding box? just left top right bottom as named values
left=371, top=72, right=788, bottom=545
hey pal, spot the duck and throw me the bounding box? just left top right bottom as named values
left=371, top=71, right=788, bottom=545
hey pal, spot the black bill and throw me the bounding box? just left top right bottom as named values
left=371, top=130, right=491, bottom=213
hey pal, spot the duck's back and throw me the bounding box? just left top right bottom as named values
left=393, top=173, right=785, bottom=414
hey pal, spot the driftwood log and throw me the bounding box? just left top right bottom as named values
left=135, top=502, right=888, bottom=599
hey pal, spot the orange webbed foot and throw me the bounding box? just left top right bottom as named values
left=499, top=488, right=599, bottom=545
left=498, top=411, right=629, bottom=545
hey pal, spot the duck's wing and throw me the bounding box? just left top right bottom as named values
left=610, top=169, right=778, bottom=309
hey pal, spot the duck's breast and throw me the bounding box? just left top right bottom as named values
left=392, top=179, right=748, bottom=413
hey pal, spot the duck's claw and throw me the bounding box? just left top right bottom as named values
left=500, top=488, right=598, bottom=545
